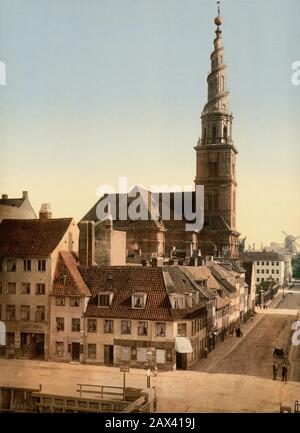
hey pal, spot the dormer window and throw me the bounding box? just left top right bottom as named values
left=169, top=294, right=185, bottom=310
left=97, top=292, right=113, bottom=307
left=132, top=293, right=147, bottom=309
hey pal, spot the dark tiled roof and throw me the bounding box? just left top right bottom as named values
left=163, top=266, right=195, bottom=294
left=52, top=251, right=91, bottom=297
left=0, top=218, right=73, bottom=258
left=80, top=266, right=174, bottom=321
left=0, top=198, right=24, bottom=208
left=241, top=251, right=284, bottom=262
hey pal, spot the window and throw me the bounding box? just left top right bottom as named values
left=38, top=259, right=46, bottom=272
left=173, top=296, right=185, bottom=309
left=121, top=346, right=131, bottom=362
left=223, top=126, right=228, bottom=140
left=271, top=262, right=274, bottom=266
left=23, top=259, right=31, bottom=272
left=257, top=261, right=260, bottom=265
left=70, top=298, right=80, bottom=307
left=36, top=283, right=45, bottom=295
left=6, top=305, right=16, bottom=320
left=257, top=278, right=260, bottom=282
left=266, top=261, right=269, bottom=266
left=35, top=306, right=45, bottom=322
left=266, top=269, right=269, bottom=274
left=104, top=320, right=114, bottom=333
left=20, top=305, right=30, bottom=321
left=88, top=344, right=96, bottom=360
left=155, top=322, right=166, bottom=337
left=212, top=126, right=217, bottom=141
left=276, top=270, right=279, bottom=274
left=98, top=293, right=112, bottom=307
left=257, top=269, right=260, bottom=274
left=72, top=318, right=81, bottom=332
left=55, top=342, right=64, bottom=357
left=209, top=162, right=218, bottom=177
left=56, top=317, right=64, bottom=331
left=88, top=319, right=97, bottom=332
left=137, top=321, right=148, bottom=336
left=7, top=259, right=16, bottom=272
left=261, top=269, right=264, bottom=274
left=208, top=190, right=219, bottom=211
left=156, top=349, right=166, bottom=364
left=7, top=282, right=16, bottom=294
left=272, top=269, right=274, bottom=274
left=21, top=283, right=31, bottom=295
left=177, top=323, right=187, bottom=337
left=137, top=347, right=147, bottom=362
left=276, top=262, right=279, bottom=266
left=56, top=297, right=65, bottom=306
left=261, top=261, right=265, bottom=265
left=121, top=320, right=131, bottom=335
left=132, top=293, right=147, bottom=309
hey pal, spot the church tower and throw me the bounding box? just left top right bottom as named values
left=195, top=5, right=239, bottom=258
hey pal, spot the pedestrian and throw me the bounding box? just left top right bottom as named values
left=272, top=361, right=278, bottom=380
left=203, top=347, right=208, bottom=359
left=281, top=363, right=288, bottom=382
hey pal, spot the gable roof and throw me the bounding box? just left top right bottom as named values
left=0, top=218, right=73, bottom=258
left=79, top=266, right=174, bottom=321
left=0, top=197, right=25, bottom=208
left=51, top=251, right=91, bottom=297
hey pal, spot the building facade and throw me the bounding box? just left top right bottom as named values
left=0, top=214, right=79, bottom=359
left=0, top=191, right=37, bottom=222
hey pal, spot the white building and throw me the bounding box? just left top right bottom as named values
left=241, top=252, right=285, bottom=286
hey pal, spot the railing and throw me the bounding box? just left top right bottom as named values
left=76, top=383, right=124, bottom=400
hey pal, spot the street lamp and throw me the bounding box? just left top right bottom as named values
left=146, top=350, right=157, bottom=388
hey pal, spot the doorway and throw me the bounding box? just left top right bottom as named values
left=176, top=352, right=187, bottom=370
left=21, top=333, right=44, bottom=359
left=104, top=345, right=114, bottom=365
left=72, top=342, right=80, bottom=362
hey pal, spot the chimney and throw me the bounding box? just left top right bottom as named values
left=22, top=191, right=28, bottom=199
left=39, top=203, right=52, bottom=220
left=78, top=221, right=95, bottom=266
left=1, top=194, right=8, bottom=199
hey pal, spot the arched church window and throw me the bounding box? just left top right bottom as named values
left=214, top=79, right=218, bottom=94
left=221, top=76, right=225, bottom=90
left=208, top=190, right=219, bottom=211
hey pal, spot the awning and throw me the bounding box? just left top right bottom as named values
left=175, top=337, right=193, bottom=353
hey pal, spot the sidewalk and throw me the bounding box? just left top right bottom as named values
left=192, top=289, right=284, bottom=372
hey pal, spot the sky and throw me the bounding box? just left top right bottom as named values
left=0, top=0, right=299, bottom=248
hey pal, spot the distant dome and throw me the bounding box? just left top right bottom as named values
left=214, top=15, right=222, bottom=26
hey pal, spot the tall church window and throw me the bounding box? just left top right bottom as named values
left=209, top=162, right=218, bottom=177
left=208, top=190, right=219, bottom=211
left=223, top=126, right=228, bottom=140
left=221, top=76, right=225, bottom=91
left=212, top=126, right=217, bottom=141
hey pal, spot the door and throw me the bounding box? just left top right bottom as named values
left=176, top=352, right=187, bottom=370
left=72, top=343, right=80, bottom=361
left=104, top=345, right=114, bottom=365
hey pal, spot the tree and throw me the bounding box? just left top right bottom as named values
left=292, top=254, right=300, bottom=278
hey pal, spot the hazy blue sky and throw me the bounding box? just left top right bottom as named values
left=0, top=0, right=299, bottom=246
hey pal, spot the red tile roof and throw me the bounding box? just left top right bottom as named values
left=79, top=266, right=174, bottom=321
left=0, top=218, right=73, bottom=258
left=52, top=251, right=91, bottom=297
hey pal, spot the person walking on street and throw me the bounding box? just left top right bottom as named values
left=272, top=361, right=278, bottom=380
left=281, top=363, right=288, bottom=382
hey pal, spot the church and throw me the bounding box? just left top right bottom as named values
left=82, top=8, right=240, bottom=262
